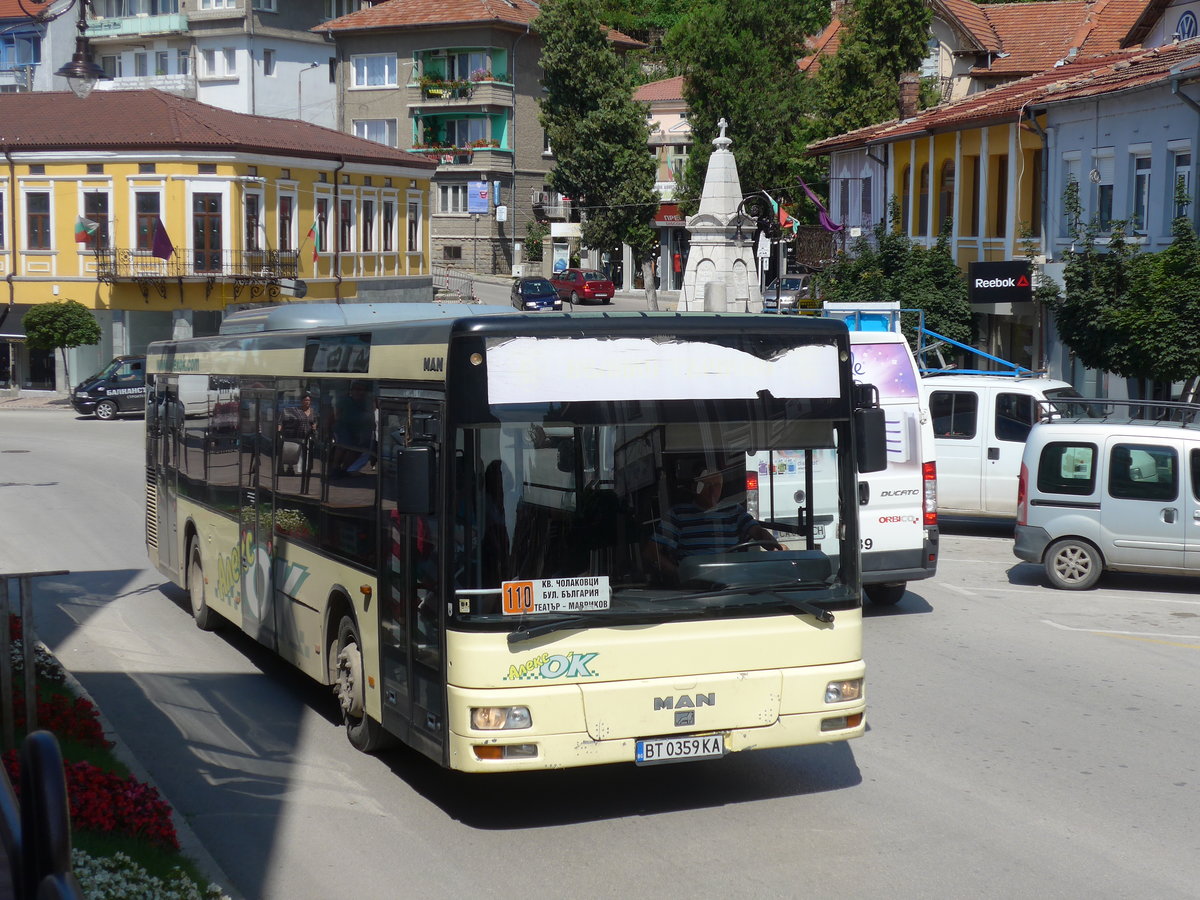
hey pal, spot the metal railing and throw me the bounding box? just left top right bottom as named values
left=432, top=264, right=477, bottom=300
left=94, top=248, right=299, bottom=280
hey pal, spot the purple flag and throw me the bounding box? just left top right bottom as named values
left=151, top=217, right=175, bottom=260
left=799, top=177, right=845, bottom=234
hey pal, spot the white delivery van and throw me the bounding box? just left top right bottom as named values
left=1014, top=400, right=1200, bottom=589
left=922, top=373, right=1083, bottom=518
left=750, top=303, right=938, bottom=604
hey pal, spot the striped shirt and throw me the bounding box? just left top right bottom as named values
left=654, top=502, right=756, bottom=557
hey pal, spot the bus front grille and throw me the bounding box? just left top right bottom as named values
left=145, top=469, right=159, bottom=550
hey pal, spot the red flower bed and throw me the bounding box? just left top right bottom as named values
left=13, top=693, right=112, bottom=750
left=4, top=753, right=180, bottom=851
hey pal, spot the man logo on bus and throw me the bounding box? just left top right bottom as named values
left=505, top=650, right=599, bottom=681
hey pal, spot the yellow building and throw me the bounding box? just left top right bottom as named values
left=0, top=89, right=436, bottom=393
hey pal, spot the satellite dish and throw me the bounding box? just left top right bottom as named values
left=1088, top=168, right=1102, bottom=184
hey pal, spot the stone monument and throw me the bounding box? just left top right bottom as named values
left=677, top=118, right=761, bottom=311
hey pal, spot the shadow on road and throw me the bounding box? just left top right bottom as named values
left=864, top=588, right=934, bottom=617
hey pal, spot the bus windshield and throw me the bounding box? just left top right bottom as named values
left=451, top=402, right=853, bottom=630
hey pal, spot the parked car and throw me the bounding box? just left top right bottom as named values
left=550, top=268, right=615, bottom=304
left=1014, top=400, right=1200, bottom=589
left=511, top=276, right=562, bottom=311
left=761, top=274, right=815, bottom=314
left=71, top=355, right=147, bottom=420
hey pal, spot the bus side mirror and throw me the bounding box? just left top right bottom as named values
left=855, top=407, right=888, bottom=473
left=394, top=446, right=436, bottom=515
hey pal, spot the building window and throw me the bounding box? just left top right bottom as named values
left=26, top=192, right=50, bottom=250
left=83, top=192, right=111, bottom=248
left=139, top=163, right=156, bottom=174
left=918, top=163, right=930, bottom=236
left=443, top=245, right=462, bottom=260
left=1131, top=155, right=1151, bottom=233
left=101, top=55, right=120, bottom=78
left=339, top=199, right=352, bottom=252
left=361, top=199, right=374, bottom=252
left=325, top=0, right=361, bottom=18
left=263, top=49, right=276, bottom=77
left=352, top=54, right=397, bottom=88
left=1030, top=150, right=1043, bottom=238
left=900, top=165, right=911, bottom=233
left=408, top=199, right=421, bottom=252
left=253, top=0, right=277, bottom=10
left=135, top=191, right=160, bottom=252
left=87, top=163, right=103, bottom=175
left=382, top=201, right=395, bottom=252
left=198, top=163, right=217, bottom=175
left=155, top=50, right=169, bottom=76
left=244, top=193, right=261, bottom=252
left=0, top=192, right=5, bottom=250
left=134, top=52, right=148, bottom=78
left=278, top=194, right=294, bottom=251
left=1093, top=151, right=1114, bottom=231
left=177, top=49, right=189, bottom=76
left=199, top=0, right=237, bottom=8
left=446, top=50, right=488, bottom=81
left=937, top=161, right=954, bottom=234
left=315, top=197, right=329, bottom=253
left=443, top=118, right=488, bottom=147
left=1061, top=153, right=1081, bottom=236
left=0, top=31, right=41, bottom=70
left=1173, top=149, right=1191, bottom=220
left=222, top=48, right=236, bottom=75
left=992, top=155, right=1008, bottom=238
left=861, top=175, right=873, bottom=226
left=28, top=165, right=44, bottom=175
left=201, top=49, right=217, bottom=76
left=352, top=119, right=397, bottom=147
left=98, top=0, right=180, bottom=12
left=439, top=184, right=467, bottom=214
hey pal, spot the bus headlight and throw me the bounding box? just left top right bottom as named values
left=471, top=706, right=533, bottom=730
left=825, top=679, right=863, bottom=703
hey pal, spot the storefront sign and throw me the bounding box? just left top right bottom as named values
left=654, top=203, right=684, bottom=225
left=968, top=260, right=1033, bottom=303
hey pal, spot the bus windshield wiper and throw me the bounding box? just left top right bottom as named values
left=671, top=581, right=836, bottom=623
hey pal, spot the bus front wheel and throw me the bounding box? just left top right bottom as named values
left=334, top=616, right=390, bottom=753
left=188, top=544, right=218, bottom=631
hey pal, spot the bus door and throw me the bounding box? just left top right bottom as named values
left=378, top=399, right=445, bottom=758
left=146, top=375, right=178, bottom=576
left=238, top=384, right=277, bottom=649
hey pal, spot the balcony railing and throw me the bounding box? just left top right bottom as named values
left=87, top=13, right=188, bottom=38
left=95, top=248, right=299, bottom=280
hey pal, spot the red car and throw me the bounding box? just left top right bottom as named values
left=550, top=268, right=615, bottom=304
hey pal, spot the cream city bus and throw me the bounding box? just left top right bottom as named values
left=145, top=303, right=886, bottom=772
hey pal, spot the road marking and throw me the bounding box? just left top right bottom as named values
left=943, top=583, right=1200, bottom=605
left=1042, top=619, right=1200, bottom=647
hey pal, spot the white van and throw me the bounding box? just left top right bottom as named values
left=922, top=373, right=1082, bottom=518
left=751, top=304, right=938, bottom=604
left=1014, top=402, right=1200, bottom=589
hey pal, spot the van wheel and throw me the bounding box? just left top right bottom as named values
left=94, top=400, right=117, bottom=421
left=334, top=615, right=391, bottom=753
left=1045, top=538, right=1102, bottom=590
left=865, top=583, right=906, bottom=605
left=188, top=543, right=218, bottom=630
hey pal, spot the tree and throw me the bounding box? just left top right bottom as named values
left=536, top=0, right=663, bottom=307
left=812, top=0, right=932, bottom=139
left=816, top=205, right=973, bottom=357
left=22, top=300, right=101, bottom=388
left=664, top=0, right=828, bottom=218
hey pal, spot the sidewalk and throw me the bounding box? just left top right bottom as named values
left=0, top=393, right=73, bottom=411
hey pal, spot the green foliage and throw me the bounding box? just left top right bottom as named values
left=812, top=0, right=932, bottom=138
left=596, top=0, right=691, bottom=45
left=524, top=220, right=549, bottom=262
left=664, top=0, right=829, bottom=217
left=23, top=299, right=101, bottom=387
left=536, top=0, right=660, bottom=263
left=817, top=205, right=973, bottom=355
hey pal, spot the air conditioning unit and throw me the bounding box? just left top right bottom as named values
left=531, top=190, right=550, bottom=206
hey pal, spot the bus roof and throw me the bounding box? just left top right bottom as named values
left=218, top=302, right=517, bottom=335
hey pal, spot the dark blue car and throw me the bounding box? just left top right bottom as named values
left=511, top=276, right=563, bottom=311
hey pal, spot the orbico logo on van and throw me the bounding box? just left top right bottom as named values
left=878, top=514, right=920, bottom=524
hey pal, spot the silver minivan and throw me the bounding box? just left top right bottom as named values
left=1014, top=403, right=1200, bottom=589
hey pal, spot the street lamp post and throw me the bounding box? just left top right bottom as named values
left=297, top=61, right=320, bottom=121
left=19, top=0, right=110, bottom=98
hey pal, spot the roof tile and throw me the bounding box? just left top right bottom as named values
left=634, top=76, right=685, bottom=103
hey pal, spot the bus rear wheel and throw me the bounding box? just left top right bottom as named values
left=188, top=544, right=218, bottom=631
left=334, top=615, right=390, bottom=753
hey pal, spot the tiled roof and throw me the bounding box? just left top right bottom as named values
left=974, top=0, right=1148, bottom=76
left=634, top=76, right=685, bottom=103
left=797, top=19, right=843, bottom=74
left=316, top=0, right=646, bottom=49
left=0, top=90, right=438, bottom=170
left=937, top=0, right=1000, bottom=51
left=0, top=0, right=36, bottom=18
left=808, top=37, right=1200, bottom=153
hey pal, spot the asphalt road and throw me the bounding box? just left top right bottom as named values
left=2, top=409, right=1198, bottom=899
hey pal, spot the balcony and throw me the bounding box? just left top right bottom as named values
left=531, top=191, right=571, bottom=221
left=95, top=73, right=196, bottom=98
left=87, top=13, right=188, bottom=39
left=407, top=78, right=513, bottom=110
left=410, top=144, right=512, bottom=171
left=95, top=248, right=299, bottom=299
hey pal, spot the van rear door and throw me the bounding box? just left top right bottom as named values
left=1101, top=437, right=1187, bottom=571
left=984, top=390, right=1037, bottom=515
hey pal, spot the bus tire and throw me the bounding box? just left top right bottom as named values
left=334, top=615, right=390, bottom=753
left=865, top=582, right=906, bottom=605
left=188, top=543, right=218, bottom=631
left=1044, top=538, right=1102, bottom=590
left=94, top=400, right=118, bottom=421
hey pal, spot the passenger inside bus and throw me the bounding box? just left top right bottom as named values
left=330, top=380, right=375, bottom=476
left=646, top=464, right=783, bottom=583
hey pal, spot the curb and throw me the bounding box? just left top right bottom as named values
left=51, top=653, right=245, bottom=900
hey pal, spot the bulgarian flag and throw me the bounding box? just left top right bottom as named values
left=307, top=222, right=320, bottom=264
left=75, top=217, right=99, bottom=244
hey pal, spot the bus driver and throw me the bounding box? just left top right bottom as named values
left=648, top=466, right=783, bottom=581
